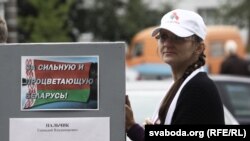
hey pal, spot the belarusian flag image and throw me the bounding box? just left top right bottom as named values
left=21, top=56, right=98, bottom=110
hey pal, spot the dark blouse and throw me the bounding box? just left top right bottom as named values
left=127, top=72, right=225, bottom=141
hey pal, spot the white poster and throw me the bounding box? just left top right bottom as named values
left=10, top=117, right=109, bottom=141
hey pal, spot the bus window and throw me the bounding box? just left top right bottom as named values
left=132, top=42, right=143, bottom=57
left=210, top=41, right=225, bottom=57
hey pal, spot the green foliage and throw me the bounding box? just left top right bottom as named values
left=18, top=0, right=74, bottom=42
left=18, top=0, right=170, bottom=44
left=91, top=0, right=121, bottom=41
left=119, top=0, right=171, bottom=43
left=119, top=0, right=153, bottom=43
left=221, top=0, right=250, bottom=52
left=221, top=0, right=249, bottom=27
left=71, top=0, right=167, bottom=43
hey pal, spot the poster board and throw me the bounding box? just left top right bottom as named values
left=0, top=42, right=125, bottom=141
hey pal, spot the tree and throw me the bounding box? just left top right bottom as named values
left=70, top=0, right=168, bottom=44
left=119, top=0, right=170, bottom=43
left=221, top=0, right=250, bottom=52
left=91, top=0, right=121, bottom=41
left=18, top=0, right=74, bottom=42
left=69, top=0, right=123, bottom=41
left=18, top=0, right=169, bottom=44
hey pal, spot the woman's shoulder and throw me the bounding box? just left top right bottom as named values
left=188, top=72, right=215, bottom=86
left=183, top=72, right=218, bottom=94
left=179, top=72, right=221, bottom=105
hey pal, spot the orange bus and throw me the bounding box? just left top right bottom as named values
left=126, top=26, right=246, bottom=78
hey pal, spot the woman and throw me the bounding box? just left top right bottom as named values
left=126, top=9, right=225, bottom=141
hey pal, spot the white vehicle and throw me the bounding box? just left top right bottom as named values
left=126, top=76, right=247, bottom=141
left=126, top=75, right=249, bottom=125
left=126, top=67, right=140, bottom=81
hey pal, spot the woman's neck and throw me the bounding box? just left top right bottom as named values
left=171, top=60, right=197, bottom=81
left=171, top=67, right=186, bottom=81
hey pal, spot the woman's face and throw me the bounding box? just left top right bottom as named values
left=157, top=29, right=200, bottom=68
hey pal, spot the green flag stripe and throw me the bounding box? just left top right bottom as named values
left=33, top=89, right=90, bottom=107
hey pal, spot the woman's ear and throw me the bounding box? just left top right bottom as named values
left=195, top=42, right=205, bottom=55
